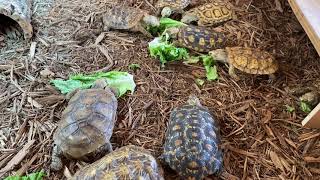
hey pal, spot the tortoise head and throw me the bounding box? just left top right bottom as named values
left=92, top=79, right=108, bottom=89
left=209, top=49, right=228, bottom=64
left=181, top=12, right=199, bottom=24
left=165, top=27, right=180, bottom=39
left=187, top=94, right=202, bottom=107
left=161, top=7, right=173, bottom=17
left=142, top=15, right=160, bottom=27
left=92, top=79, right=119, bottom=97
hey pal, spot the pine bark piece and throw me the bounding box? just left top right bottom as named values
left=0, top=0, right=33, bottom=40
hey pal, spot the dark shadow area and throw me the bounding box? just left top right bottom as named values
left=0, top=14, right=24, bottom=39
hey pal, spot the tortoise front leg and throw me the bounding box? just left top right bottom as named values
left=97, top=142, right=113, bottom=155
left=66, top=88, right=80, bottom=100
left=50, top=145, right=63, bottom=171
left=228, top=64, right=240, bottom=81
left=268, top=74, right=276, bottom=83
left=134, top=24, right=153, bottom=38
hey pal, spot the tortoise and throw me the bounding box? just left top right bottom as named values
left=155, top=0, right=192, bottom=17
left=181, top=1, right=236, bottom=26
left=209, top=47, right=278, bottom=81
left=71, top=145, right=164, bottom=180
left=103, top=5, right=160, bottom=38
left=161, top=95, right=223, bottom=179
left=50, top=79, right=118, bottom=171
left=166, top=25, right=226, bottom=52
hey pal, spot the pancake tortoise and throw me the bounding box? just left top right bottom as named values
left=161, top=95, right=223, bottom=179
left=103, top=5, right=160, bottom=37
left=71, top=145, right=164, bottom=180
left=181, top=1, right=236, bottom=26
left=209, top=47, right=278, bottom=81
left=166, top=25, right=226, bottom=52
left=50, top=79, right=118, bottom=171
left=155, top=0, right=191, bottom=17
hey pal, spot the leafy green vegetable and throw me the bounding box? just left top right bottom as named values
left=205, top=65, right=218, bottom=81
left=285, top=105, right=295, bottom=112
left=4, top=171, right=46, bottom=180
left=195, top=79, right=205, bottom=86
left=51, top=71, right=136, bottom=97
left=148, top=18, right=187, bottom=36
left=201, top=55, right=218, bottom=81
left=128, top=64, right=140, bottom=70
left=149, top=35, right=189, bottom=67
left=185, top=55, right=219, bottom=81
left=300, top=101, right=312, bottom=113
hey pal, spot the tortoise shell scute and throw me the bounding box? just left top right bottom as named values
left=53, top=88, right=117, bottom=159
left=156, top=0, right=191, bottom=9
left=226, top=47, right=278, bottom=74
left=71, top=145, right=164, bottom=180
left=177, top=25, right=226, bottom=52
left=185, top=2, right=235, bottom=26
left=163, top=104, right=223, bottom=179
left=104, top=6, right=146, bottom=29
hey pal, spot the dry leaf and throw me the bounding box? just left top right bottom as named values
left=35, top=95, right=65, bottom=106
left=304, top=156, right=320, bottom=163
left=40, top=68, right=55, bottom=78
left=95, top=32, right=105, bottom=45
left=262, top=109, right=272, bottom=123
left=280, top=156, right=291, bottom=172
left=27, top=96, right=43, bottom=108
left=270, top=151, right=285, bottom=172
left=0, top=140, right=35, bottom=176
left=285, top=138, right=297, bottom=149
left=29, top=42, right=37, bottom=60
left=264, top=124, right=275, bottom=137
left=274, top=0, right=283, bottom=12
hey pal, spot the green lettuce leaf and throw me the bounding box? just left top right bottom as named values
left=284, top=105, right=295, bottom=112
left=148, top=18, right=187, bottom=36
left=195, top=79, right=205, bottom=86
left=128, top=64, right=140, bottom=70
left=149, top=36, right=189, bottom=67
left=4, top=171, right=46, bottom=180
left=185, top=55, right=218, bottom=81
left=300, top=101, right=312, bottom=113
left=51, top=71, right=136, bottom=97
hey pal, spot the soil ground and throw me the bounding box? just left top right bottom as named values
left=1, top=0, right=320, bottom=179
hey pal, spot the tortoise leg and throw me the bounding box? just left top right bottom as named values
left=97, top=142, right=113, bottom=155
left=228, top=64, right=240, bottom=81
left=106, top=141, right=113, bottom=152
left=135, top=24, right=153, bottom=38
left=268, top=74, right=276, bottom=83
left=50, top=145, right=63, bottom=171
left=66, top=88, right=80, bottom=100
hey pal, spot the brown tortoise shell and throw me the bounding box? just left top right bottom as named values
left=176, top=25, right=226, bottom=52
left=53, top=87, right=117, bottom=159
left=184, top=1, right=235, bottom=26
left=162, top=103, right=223, bottom=179
left=155, top=0, right=191, bottom=10
left=71, top=145, right=164, bottom=180
left=226, top=47, right=278, bottom=74
left=103, top=5, right=147, bottom=29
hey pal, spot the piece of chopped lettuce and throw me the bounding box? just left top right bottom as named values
left=4, top=171, right=46, bottom=180
left=51, top=71, right=135, bottom=97
left=285, top=105, right=295, bottom=112
left=149, top=35, right=189, bottom=67
left=128, top=64, right=140, bottom=70
left=300, top=101, right=312, bottom=113
left=195, top=79, right=205, bottom=86
left=185, top=55, right=219, bottom=81
left=148, top=18, right=187, bottom=36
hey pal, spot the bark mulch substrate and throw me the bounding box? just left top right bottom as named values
left=1, top=0, right=320, bottom=179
